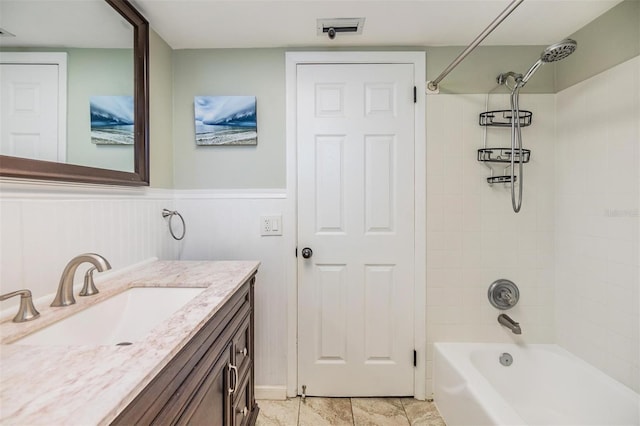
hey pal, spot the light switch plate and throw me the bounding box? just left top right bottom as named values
left=261, top=215, right=282, bottom=236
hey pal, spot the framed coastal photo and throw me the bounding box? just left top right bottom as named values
left=89, top=96, right=134, bottom=145
left=194, top=96, right=257, bottom=146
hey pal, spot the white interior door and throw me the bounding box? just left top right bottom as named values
left=297, top=63, right=415, bottom=396
left=0, top=63, right=62, bottom=162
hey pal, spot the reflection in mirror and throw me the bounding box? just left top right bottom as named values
left=0, top=0, right=149, bottom=186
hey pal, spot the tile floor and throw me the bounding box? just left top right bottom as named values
left=256, top=397, right=446, bottom=426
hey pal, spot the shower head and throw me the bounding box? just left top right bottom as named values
left=520, top=38, right=578, bottom=85
left=540, top=39, right=577, bottom=63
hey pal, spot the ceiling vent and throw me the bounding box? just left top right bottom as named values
left=317, top=18, right=365, bottom=39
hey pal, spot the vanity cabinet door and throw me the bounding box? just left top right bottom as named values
left=178, top=343, right=233, bottom=426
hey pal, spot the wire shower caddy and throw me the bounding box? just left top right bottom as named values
left=478, top=108, right=532, bottom=185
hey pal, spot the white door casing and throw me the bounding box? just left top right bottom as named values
left=0, top=52, right=67, bottom=162
left=285, top=51, right=426, bottom=400
left=293, top=57, right=426, bottom=397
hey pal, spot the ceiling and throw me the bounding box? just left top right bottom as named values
left=132, top=0, right=623, bottom=50
left=0, top=0, right=622, bottom=50
left=0, top=1, right=133, bottom=48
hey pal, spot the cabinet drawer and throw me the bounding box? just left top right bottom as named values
left=232, top=370, right=252, bottom=426
left=233, top=314, right=252, bottom=378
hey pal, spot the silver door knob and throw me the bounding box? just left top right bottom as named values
left=301, top=247, right=313, bottom=259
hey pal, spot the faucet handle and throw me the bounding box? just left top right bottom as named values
left=488, top=279, right=520, bottom=310
left=500, top=289, right=516, bottom=305
left=0, top=289, right=40, bottom=323
left=79, top=267, right=99, bottom=297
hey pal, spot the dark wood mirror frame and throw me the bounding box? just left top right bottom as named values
left=0, top=0, right=149, bottom=186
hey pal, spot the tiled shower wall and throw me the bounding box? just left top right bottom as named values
left=555, top=56, right=640, bottom=392
left=425, top=93, right=556, bottom=394
left=0, top=184, right=176, bottom=310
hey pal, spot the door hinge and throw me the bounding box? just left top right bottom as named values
left=413, top=350, right=417, bottom=367
left=413, top=86, right=417, bottom=103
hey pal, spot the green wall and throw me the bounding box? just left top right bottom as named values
left=172, top=48, right=286, bottom=189
left=556, top=0, right=640, bottom=91
left=1, top=31, right=175, bottom=188
left=65, top=48, right=134, bottom=172
left=5, top=0, right=637, bottom=189
left=149, top=28, right=174, bottom=188
left=171, top=45, right=554, bottom=189
left=426, top=46, right=554, bottom=94
left=1, top=46, right=135, bottom=172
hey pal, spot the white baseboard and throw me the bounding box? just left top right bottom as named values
left=255, top=385, right=288, bottom=401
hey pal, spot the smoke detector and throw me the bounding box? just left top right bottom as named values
left=317, top=18, right=365, bottom=39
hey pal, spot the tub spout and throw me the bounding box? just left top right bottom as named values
left=498, top=313, right=521, bottom=334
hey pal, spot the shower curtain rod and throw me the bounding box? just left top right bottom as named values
left=426, top=0, right=524, bottom=93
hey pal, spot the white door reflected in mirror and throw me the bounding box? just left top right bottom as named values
left=0, top=61, right=65, bottom=162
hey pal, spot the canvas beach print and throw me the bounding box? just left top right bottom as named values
left=194, top=96, right=257, bottom=145
left=90, top=96, right=134, bottom=145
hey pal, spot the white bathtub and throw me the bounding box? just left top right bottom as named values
left=434, top=343, right=640, bottom=426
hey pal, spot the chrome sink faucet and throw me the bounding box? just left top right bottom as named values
left=498, top=314, right=522, bottom=335
left=51, top=253, right=112, bottom=307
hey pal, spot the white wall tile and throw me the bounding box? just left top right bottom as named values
left=555, top=56, right=640, bottom=392
left=426, top=93, right=557, bottom=395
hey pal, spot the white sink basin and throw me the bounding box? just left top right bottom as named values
left=12, top=287, right=206, bottom=346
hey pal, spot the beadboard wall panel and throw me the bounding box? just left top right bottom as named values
left=0, top=184, right=175, bottom=309
left=174, top=191, right=290, bottom=389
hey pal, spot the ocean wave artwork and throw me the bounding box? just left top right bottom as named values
left=194, top=96, right=257, bottom=146
left=90, top=96, right=134, bottom=145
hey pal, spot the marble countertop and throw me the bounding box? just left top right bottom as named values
left=0, top=260, right=260, bottom=425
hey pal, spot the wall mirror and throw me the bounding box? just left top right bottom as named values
left=0, top=0, right=149, bottom=186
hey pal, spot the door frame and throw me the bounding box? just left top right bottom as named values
left=285, top=52, right=426, bottom=399
left=0, top=52, right=68, bottom=162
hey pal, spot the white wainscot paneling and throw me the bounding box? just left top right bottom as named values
left=0, top=183, right=175, bottom=313
left=174, top=191, right=290, bottom=389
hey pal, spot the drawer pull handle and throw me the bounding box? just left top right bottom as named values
left=237, top=406, right=248, bottom=417
left=237, top=347, right=248, bottom=357
left=228, top=364, right=239, bottom=395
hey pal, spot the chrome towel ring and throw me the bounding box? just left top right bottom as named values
left=162, top=209, right=186, bottom=240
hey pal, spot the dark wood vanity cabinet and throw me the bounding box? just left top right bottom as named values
left=112, top=276, right=259, bottom=426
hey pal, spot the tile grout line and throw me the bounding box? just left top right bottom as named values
left=349, top=398, right=356, bottom=426
left=296, top=396, right=302, bottom=426
left=399, top=398, right=412, bottom=425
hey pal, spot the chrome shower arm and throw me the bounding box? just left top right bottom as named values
left=521, top=59, right=543, bottom=85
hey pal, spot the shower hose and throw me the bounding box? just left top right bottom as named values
left=509, top=83, right=524, bottom=213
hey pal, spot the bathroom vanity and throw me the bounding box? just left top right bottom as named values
left=0, top=261, right=260, bottom=425
left=113, top=267, right=258, bottom=425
